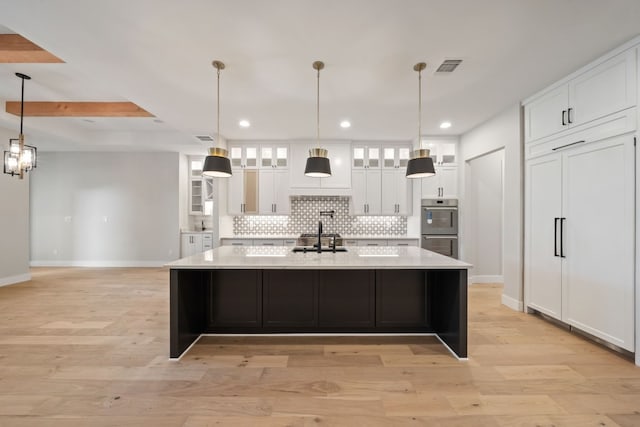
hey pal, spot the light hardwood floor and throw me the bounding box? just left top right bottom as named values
left=0, top=267, right=639, bottom=426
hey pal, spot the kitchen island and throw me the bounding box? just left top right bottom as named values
left=166, top=246, right=471, bottom=359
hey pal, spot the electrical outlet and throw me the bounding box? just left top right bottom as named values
left=103, top=216, right=108, bottom=223
left=64, top=216, right=71, bottom=223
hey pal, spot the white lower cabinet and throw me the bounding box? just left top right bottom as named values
left=220, top=238, right=296, bottom=246
left=381, top=169, right=412, bottom=215
left=181, top=232, right=213, bottom=257
left=525, top=133, right=635, bottom=351
left=351, top=169, right=381, bottom=214
left=387, top=239, right=419, bottom=247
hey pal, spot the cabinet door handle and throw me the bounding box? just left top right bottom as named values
left=554, top=217, right=559, bottom=257
left=560, top=217, right=566, bottom=258
left=561, top=110, right=567, bottom=126
left=567, top=107, right=573, bottom=124
left=552, top=140, right=585, bottom=151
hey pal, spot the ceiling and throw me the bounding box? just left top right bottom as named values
left=0, top=0, right=639, bottom=153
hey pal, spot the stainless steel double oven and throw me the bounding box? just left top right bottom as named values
left=421, top=199, right=458, bottom=259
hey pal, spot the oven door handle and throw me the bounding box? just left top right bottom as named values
left=422, top=235, right=458, bottom=239
left=423, top=207, right=458, bottom=211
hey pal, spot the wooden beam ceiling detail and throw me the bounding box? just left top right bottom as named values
left=6, top=102, right=154, bottom=117
left=0, top=34, right=64, bottom=63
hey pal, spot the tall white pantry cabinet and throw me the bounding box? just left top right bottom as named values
left=524, top=39, right=638, bottom=354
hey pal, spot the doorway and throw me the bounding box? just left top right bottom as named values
left=467, top=149, right=504, bottom=283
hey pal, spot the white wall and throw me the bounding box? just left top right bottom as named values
left=0, top=128, right=30, bottom=286
left=30, top=152, right=181, bottom=266
left=467, top=149, right=504, bottom=282
left=460, top=104, right=523, bottom=311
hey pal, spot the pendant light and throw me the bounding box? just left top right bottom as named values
left=304, top=61, right=332, bottom=177
left=202, top=60, right=232, bottom=178
left=4, top=73, right=37, bottom=179
left=406, top=62, right=436, bottom=179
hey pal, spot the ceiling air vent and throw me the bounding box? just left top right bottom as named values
left=194, top=135, right=214, bottom=142
left=435, top=59, right=462, bottom=73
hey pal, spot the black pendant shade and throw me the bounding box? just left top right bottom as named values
left=304, top=151, right=331, bottom=178
left=406, top=155, right=436, bottom=178
left=203, top=147, right=232, bottom=178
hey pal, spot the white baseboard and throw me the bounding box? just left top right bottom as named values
left=0, top=273, right=31, bottom=287
left=501, top=294, right=524, bottom=312
left=30, top=260, right=166, bottom=268
left=470, top=275, right=504, bottom=284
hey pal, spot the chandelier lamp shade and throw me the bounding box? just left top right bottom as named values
left=304, top=61, right=332, bottom=178
left=4, top=72, right=37, bottom=179
left=202, top=60, right=232, bottom=178
left=406, top=62, right=436, bottom=179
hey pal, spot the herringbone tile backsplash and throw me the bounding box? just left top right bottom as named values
left=233, top=196, right=407, bottom=236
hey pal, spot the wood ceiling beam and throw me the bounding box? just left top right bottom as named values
left=0, top=34, right=64, bottom=63
left=5, top=102, right=154, bottom=117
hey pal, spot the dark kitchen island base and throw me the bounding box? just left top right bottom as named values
left=169, top=268, right=467, bottom=359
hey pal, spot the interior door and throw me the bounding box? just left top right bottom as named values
left=561, top=134, right=635, bottom=351
left=525, top=152, right=562, bottom=320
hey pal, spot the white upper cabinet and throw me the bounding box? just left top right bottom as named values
left=188, top=157, right=214, bottom=215
left=258, top=169, right=290, bottom=214
left=420, top=140, right=457, bottom=166
left=229, top=144, right=259, bottom=169
left=524, top=85, right=569, bottom=143
left=228, top=169, right=258, bottom=215
left=382, top=146, right=411, bottom=169
left=352, top=145, right=380, bottom=169
left=260, top=144, right=289, bottom=169
left=524, top=49, right=636, bottom=143
left=421, top=166, right=457, bottom=199
left=381, top=169, right=412, bottom=215
left=351, top=169, right=381, bottom=215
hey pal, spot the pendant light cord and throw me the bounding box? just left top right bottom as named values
left=20, top=75, right=25, bottom=135
left=216, top=67, right=220, bottom=147
left=417, top=67, right=422, bottom=149
left=316, top=66, right=320, bottom=147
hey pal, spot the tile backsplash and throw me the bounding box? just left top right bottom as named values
left=233, top=196, right=407, bottom=236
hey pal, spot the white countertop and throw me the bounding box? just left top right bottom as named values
left=166, top=246, right=471, bottom=270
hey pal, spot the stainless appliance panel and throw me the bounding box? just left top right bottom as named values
left=422, top=235, right=458, bottom=258
left=421, top=206, right=458, bottom=235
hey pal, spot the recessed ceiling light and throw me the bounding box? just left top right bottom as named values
left=439, top=121, right=452, bottom=129
left=340, top=120, right=351, bottom=128
left=239, top=119, right=250, bottom=128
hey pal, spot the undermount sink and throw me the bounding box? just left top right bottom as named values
left=291, top=247, right=348, bottom=253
